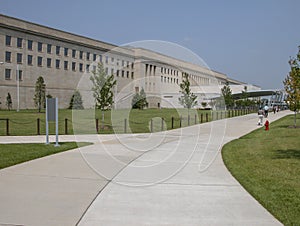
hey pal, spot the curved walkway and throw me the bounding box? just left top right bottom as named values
left=0, top=111, right=291, bottom=225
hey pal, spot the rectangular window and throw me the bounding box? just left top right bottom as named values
left=37, top=56, right=43, bottom=66
left=131, top=72, right=134, bottom=79
left=5, top=51, right=11, bottom=62
left=17, top=53, right=22, bottom=64
left=47, top=58, right=52, bottom=68
left=47, top=44, right=52, bottom=54
left=99, top=55, right=102, bottom=62
left=93, top=53, right=97, bottom=61
left=56, top=59, right=60, bottom=69
left=127, top=61, right=129, bottom=68
left=56, top=46, right=60, bottom=55
left=17, top=38, right=23, bottom=48
left=105, top=56, right=108, bottom=64
left=111, top=57, right=114, bottom=63
left=126, top=71, right=129, bottom=78
left=86, top=64, right=90, bottom=72
left=121, top=70, right=124, bottom=77
left=38, top=42, right=43, bottom=52
left=79, top=63, right=83, bottom=72
left=72, top=49, right=76, bottom=58
left=131, top=63, right=134, bottom=69
left=6, top=35, right=11, bottom=46
left=79, top=51, right=83, bottom=59
left=122, top=60, right=124, bottom=67
left=86, top=52, right=90, bottom=61
left=111, top=68, right=114, bottom=75
left=116, top=70, right=119, bottom=77
left=64, top=61, right=68, bottom=70
left=72, top=62, right=76, bottom=71
left=28, top=40, right=33, bottom=50
left=64, top=48, right=68, bottom=56
left=27, top=55, right=33, bottom=65
left=5, top=69, right=11, bottom=80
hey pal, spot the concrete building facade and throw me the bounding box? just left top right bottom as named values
left=0, top=14, right=256, bottom=110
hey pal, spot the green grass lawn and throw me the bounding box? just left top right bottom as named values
left=222, top=114, right=300, bottom=226
left=0, top=108, right=241, bottom=136
left=0, top=142, right=91, bottom=169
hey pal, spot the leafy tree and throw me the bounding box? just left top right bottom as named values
left=6, top=92, right=12, bottom=111
left=283, top=46, right=300, bottom=127
left=34, top=76, right=46, bottom=113
left=69, top=90, right=84, bottom=109
left=90, top=63, right=116, bottom=123
left=132, top=88, right=148, bottom=109
left=179, top=73, right=197, bottom=109
left=221, top=82, right=234, bottom=109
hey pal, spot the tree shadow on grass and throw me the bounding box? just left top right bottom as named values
left=273, top=149, right=300, bottom=159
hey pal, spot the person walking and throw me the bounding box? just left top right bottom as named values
left=264, top=105, right=269, bottom=117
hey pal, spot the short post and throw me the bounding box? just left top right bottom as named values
left=201, top=113, right=203, bottom=123
left=206, top=113, right=208, bottom=122
left=65, top=118, right=68, bottom=135
left=180, top=116, right=182, bottom=127
left=6, top=118, right=9, bottom=136
left=171, top=117, right=174, bottom=129
left=161, top=117, right=164, bottom=131
left=96, top=118, right=99, bottom=133
left=37, top=118, right=40, bottom=135
left=124, top=118, right=127, bottom=133
left=150, top=119, right=153, bottom=133
left=194, top=114, right=197, bottom=124
left=188, top=114, right=190, bottom=126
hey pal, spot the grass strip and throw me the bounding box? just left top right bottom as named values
left=222, top=114, right=300, bottom=226
left=0, top=142, right=91, bottom=169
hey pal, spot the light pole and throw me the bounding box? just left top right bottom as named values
left=0, top=62, right=20, bottom=111
left=16, top=64, right=20, bottom=112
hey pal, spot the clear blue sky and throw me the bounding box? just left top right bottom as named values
left=1, top=0, right=299, bottom=89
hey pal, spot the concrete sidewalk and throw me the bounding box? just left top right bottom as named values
left=0, top=111, right=291, bottom=225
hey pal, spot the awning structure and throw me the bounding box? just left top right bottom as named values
left=232, top=90, right=283, bottom=99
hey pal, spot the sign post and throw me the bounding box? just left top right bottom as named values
left=46, top=98, right=59, bottom=146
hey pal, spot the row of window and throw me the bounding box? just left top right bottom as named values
left=161, top=76, right=179, bottom=84
left=3, top=66, right=134, bottom=81
left=5, top=35, right=134, bottom=68
left=161, top=67, right=179, bottom=76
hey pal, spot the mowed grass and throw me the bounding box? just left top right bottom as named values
left=0, top=142, right=91, bottom=169
left=222, top=114, right=300, bottom=225
left=0, top=108, right=218, bottom=135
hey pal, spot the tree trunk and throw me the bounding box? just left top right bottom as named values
left=101, top=110, right=105, bottom=129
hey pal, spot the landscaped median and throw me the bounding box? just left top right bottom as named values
left=222, top=114, right=300, bottom=226
left=0, top=142, right=92, bottom=170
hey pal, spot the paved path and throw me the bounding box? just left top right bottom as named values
left=0, top=111, right=291, bottom=225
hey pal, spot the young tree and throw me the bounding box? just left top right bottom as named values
left=6, top=92, right=12, bottom=111
left=241, top=86, right=250, bottom=108
left=34, top=76, right=46, bottom=113
left=284, top=46, right=300, bottom=127
left=90, top=63, right=116, bottom=122
left=221, top=82, right=234, bottom=109
left=131, top=88, right=148, bottom=109
left=179, top=73, right=197, bottom=109
left=69, top=90, right=84, bottom=109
